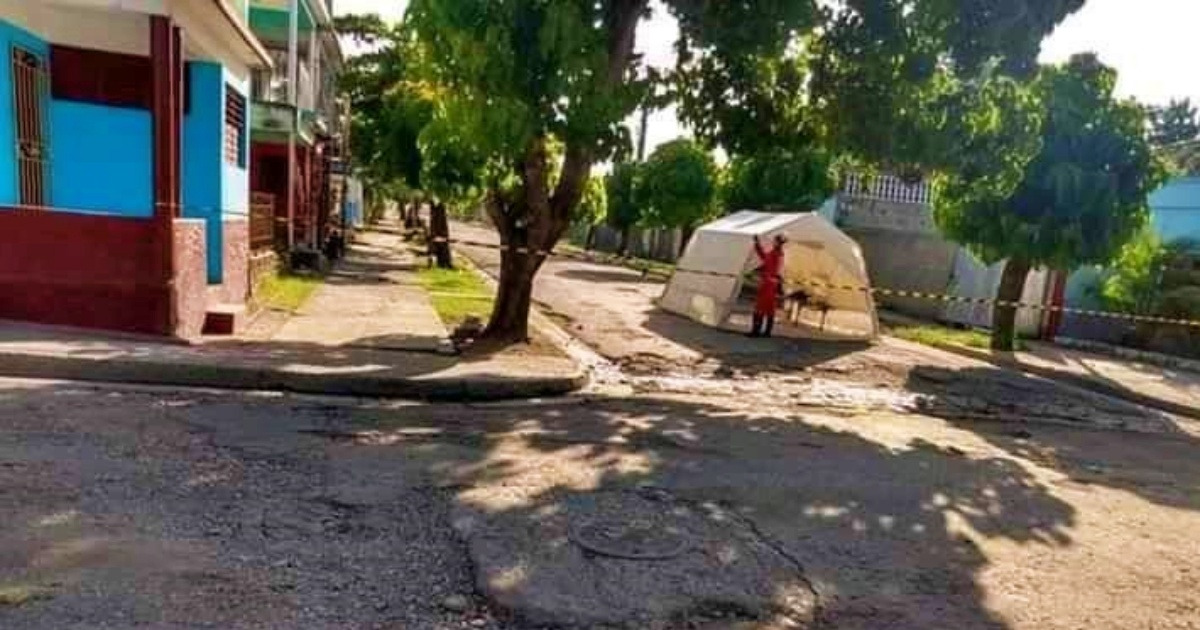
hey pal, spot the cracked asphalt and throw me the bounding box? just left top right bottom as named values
left=3, top=222, right=1199, bottom=628
left=2, top=375, right=1199, bottom=629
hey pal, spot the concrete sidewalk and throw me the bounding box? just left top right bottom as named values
left=268, top=224, right=453, bottom=354
left=0, top=223, right=586, bottom=400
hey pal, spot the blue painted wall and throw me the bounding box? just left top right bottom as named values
left=1148, top=177, right=1200, bottom=244
left=0, top=19, right=152, bottom=216
left=50, top=102, right=152, bottom=216
left=0, top=20, right=49, bottom=207
left=182, top=63, right=251, bottom=285
left=183, top=62, right=225, bottom=283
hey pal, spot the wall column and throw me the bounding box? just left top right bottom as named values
left=151, top=15, right=183, bottom=333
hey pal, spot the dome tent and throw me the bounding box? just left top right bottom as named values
left=659, top=211, right=879, bottom=340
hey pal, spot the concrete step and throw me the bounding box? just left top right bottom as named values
left=203, top=303, right=249, bottom=336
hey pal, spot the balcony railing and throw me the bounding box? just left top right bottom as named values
left=252, top=48, right=314, bottom=110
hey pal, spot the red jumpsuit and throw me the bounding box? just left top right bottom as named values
left=754, top=240, right=784, bottom=317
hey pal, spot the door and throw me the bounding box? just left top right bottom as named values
left=12, top=45, right=49, bottom=207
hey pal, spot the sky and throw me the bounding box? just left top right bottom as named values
left=333, top=0, right=1200, bottom=154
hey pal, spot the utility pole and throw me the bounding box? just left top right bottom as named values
left=636, top=104, right=650, bottom=162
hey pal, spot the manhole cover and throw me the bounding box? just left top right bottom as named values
left=570, top=509, right=692, bottom=560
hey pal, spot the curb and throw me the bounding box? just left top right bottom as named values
left=1054, top=336, right=1200, bottom=376
left=0, top=350, right=587, bottom=402
left=923, top=341, right=1200, bottom=421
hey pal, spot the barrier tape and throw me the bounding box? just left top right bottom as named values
left=421, top=233, right=1200, bottom=329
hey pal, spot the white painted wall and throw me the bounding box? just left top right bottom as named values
left=172, top=0, right=256, bottom=79
left=0, top=1, right=149, bottom=56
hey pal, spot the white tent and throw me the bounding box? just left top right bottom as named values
left=659, top=211, right=880, bottom=340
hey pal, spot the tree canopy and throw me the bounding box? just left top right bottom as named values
left=934, top=54, right=1167, bottom=348
left=638, top=138, right=718, bottom=231
left=935, top=54, right=1166, bottom=270
left=1149, top=98, right=1200, bottom=147
left=722, top=147, right=833, bottom=213
left=342, top=0, right=1095, bottom=342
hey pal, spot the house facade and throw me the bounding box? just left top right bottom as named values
left=833, top=173, right=1063, bottom=338
left=0, top=0, right=271, bottom=337
left=245, top=0, right=345, bottom=261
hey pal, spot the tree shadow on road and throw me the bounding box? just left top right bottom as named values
left=325, top=394, right=1078, bottom=629
left=639, top=309, right=873, bottom=376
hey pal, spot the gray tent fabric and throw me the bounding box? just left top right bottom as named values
left=659, top=211, right=879, bottom=339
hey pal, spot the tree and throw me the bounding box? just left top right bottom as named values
left=605, top=161, right=642, bottom=257
left=337, top=15, right=491, bottom=269
left=397, top=0, right=1089, bottom=342
left=723, top=147, right=833, bottom=213
left=934, top=54, right=1169, bottom=350
left=637, top=138, right=718, bottom=256
left=1149, top=98, right=1200, bottom=147
left=575, top=176, right=608, bottom=250
left=404, top=1, right=823, bottom=341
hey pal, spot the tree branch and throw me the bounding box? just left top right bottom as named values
left=550, top=0, right=647, bottom=221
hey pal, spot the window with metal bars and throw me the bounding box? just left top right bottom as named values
left=224, top=84, right=246, bottom=168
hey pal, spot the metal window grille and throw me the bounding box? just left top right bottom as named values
left=11, top=45, right=50, bottom=208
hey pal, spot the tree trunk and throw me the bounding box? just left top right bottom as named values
left=429, top=201, right=453, bottom=269
left=487, top=246, right=544, bottom=343
left=617, top=226, right=631, bottom=257
left=481, top=0, right=645, bottom=343
left=585, top=224, right=597, bottom=251
left=991, top=258, right=1031, bottom=351
left=482, top=195, right=561, bottom=342
left=678, top=224, right=695, bottom=259
left=403, top=202, right=418, bottom=230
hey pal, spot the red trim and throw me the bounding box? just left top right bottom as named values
left=151, top=16, right=182, bottom=333
left=1043, top=271, right=1068, bottom=340
left=51, top=45, right=152, bottom=110
left=0, top=207, right=172, bottom=334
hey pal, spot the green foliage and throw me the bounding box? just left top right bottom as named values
left=934, top=54, right=1169, bottom=270
left=809, top=0, right=1086, bottom=169
left=637, top=138, right=718, bottom=230
left=1102, top=228, right=1166, bottom=314
left=1149, top=98, right=1200, bottom=147
left=576, top=176, right=608, bottom=226
left=722, top=146, right=833, bottom=212
left=256, top=272, right=323, bottom=313
left=1163, top=141, right=1200, bottom=176
left=406, top=0, right=641, bottom=174
left=416, top=266, right=494, bottom=327
left=604, top=161, right=642, bottom=231
left=371, top=0, right=1092, bottom=339
left=888, top=322, right=1025, bottom=351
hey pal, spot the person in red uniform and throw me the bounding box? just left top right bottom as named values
left=750, top=234, right=786, bottom=337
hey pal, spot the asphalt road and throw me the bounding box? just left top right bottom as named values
left=3, top=223, right=1199, bottom=629
left=2, top=376, right=1199, bottom=629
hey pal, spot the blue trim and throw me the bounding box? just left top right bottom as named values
left=183, top=62, right=225, bottom=283
left=0, top=20, right=50, bottom=207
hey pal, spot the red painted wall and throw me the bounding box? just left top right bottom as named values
left=0, top=208, right=171, bottom=334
